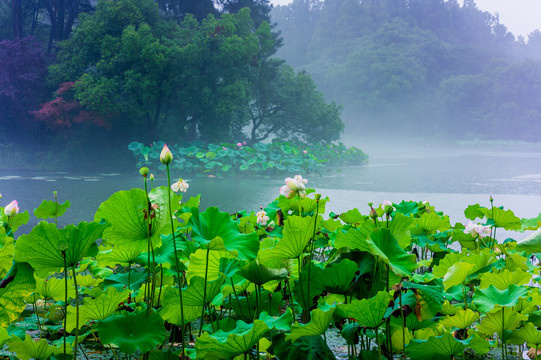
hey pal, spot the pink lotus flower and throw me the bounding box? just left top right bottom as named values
left=4, top=200, right=19, bottom=217
left=242, top=141, right=247, bottom=146
left=464, top=221, right=491, bottom=237
left=160, top=144, right=173, bottom=164
left=223, top=147, right=228, bottom=150
left=256, top=210, right=270, bottom=226
left=382, top=200, right=394, bottom=215
left=303, top=150, right=308, bottom=154
left=279, top=175, right=307, bottom=199
left=236, top=142, right=242, bottom=147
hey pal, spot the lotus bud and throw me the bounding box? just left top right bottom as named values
left=314, top=193, right=321, bottom=201
left=150, top=173, right=155, bottom=181
left=236, top=142, right=242, bottom=148
left=369, top=206, right=377, bottom=220
left=303, top=150, right=307, bottom=154
left=4, top=200, right=19, bottom=217
left=489, top=195, right=493, bottom=203
left=160, top=144, right=173, bottom=164
left=58, top=241, right=69, bottom=252
left=139, top=167, right=149, bottom=177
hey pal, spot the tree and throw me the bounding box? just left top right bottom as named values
left=0, top=36, right=48, bottom=140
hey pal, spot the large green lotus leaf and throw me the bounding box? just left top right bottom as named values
left=136, top=233, right=188, bottom=269
left=368, top=228, right=417, bottom=277
left=102, top=269, right=147, bottom=292
left=0, top=236, right=14, bottom=277
left=267, top=333, right=337, bottom=360
left=515, top=231, right=541, bottom=254
left=160, top=275, right=225, bottom=325
left=286, top=304, right=336, bottom=342
left=513, top=322, right=541, bottom=347
left=477, top=308, right=527, bottom=336
left=186, top=207, right=259, bottom=261
left=432, top=252, right=465, bottom=278
left=98, top=308, right=167, bottom=354
left=317, top=259, right=358, bottom=294
left=464, top=204, right=488, bottom=221
left=66, top=287, right=130, bottom=332
left=259, top=308, right=293, bottom=331
left=339, top=208, right=365, bottom=225
left=403, top=280, right=445, bottom=320
left=491, top=207, right=521, bottom=230
left=260, top=215, right=318, bottom=262
left=336, top=291, right=391, bottom=328
left=14, top=221, right=108, bottom=275
left=473, top=284, right=528, bottom=313
left=97, top=242, right=146, bottom=267
left=94, top=187, right=180, bottom=248
left=333, top=221, right=374, bottom=251
left=520, top=213, right=541, bottom=232
left=8, top=335, right=64, bottom=360
left=0, top=210, right=29, bottom=233
left=407, top=332, right=474, bottom=359
left=223, top=288, right=283, bottom=319
left=195, top=319, right=271, bottom=359
left=0, top=263, right=35, bottom=327
left=479, top=268, right=531, bottom=290
left=439, top=309, right=480, bottom=329
left=238, top=260, right=288, bottom=286
left=394, top=201, right=423, bottom=216
left=390, top=212, right=413, bottom=249
left=0, top=327, right=10, bottom=347
left=186, top=250, right=234, bottom=283
left=414, top=212, right=451, bottom=233
left=34, top=199, right=71, bottom=220
left=443, top=262, right=475, bottom=290
left=34, top=274, right=75, bottom=301
left=148, top=350, right=181, bottom=360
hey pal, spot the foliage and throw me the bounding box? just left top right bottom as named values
left=128, top=140, right=368, bottom=176
left=2, top=173, right=541, bottom=360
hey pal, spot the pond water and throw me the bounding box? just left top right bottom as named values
left=2, top=144, right=541, bottom=240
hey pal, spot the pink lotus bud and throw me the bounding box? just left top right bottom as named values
left=303, top=150, right=307, bottom=154
left=242, top=141, right=247, bottom=146
left=160, top=144, right=173, bottom=164
left=237, top=142, right=242, bottom=147
left=4, top=200, right=19, bottom=217
left=369, top=206, right=378, bottom=219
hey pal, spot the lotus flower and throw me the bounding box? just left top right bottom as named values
left=463, top=221, right=491, bottom=237
left=236, top=142, right=242, bottom=148
left=160, top=144, right=173, bottom=164
left=256, top=210, right=270, bottom=226
left=4, top=200, right=19, bottom=217
left=382, top=200, right=394, bottom=214
left=171, top=179, right=189, bottom=193
left=279, top=175, right=307, bottom=199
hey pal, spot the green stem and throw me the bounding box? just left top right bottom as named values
left=127, top=262, right=132, bottom=303
left=199, top=246, right=211, bottom=336
left=72, top=268, right=79, bottom=360
left=376, top=326, right=381, bottom=360
left=463, top=285, right=468, bottom=310
left=33, top=302, right=42, bottom=340
left=287, top=280, right=295, bottom=322
left=399, top=290, right=405, bottom=360
left=63, top=252, right=68, bottom=358
left=157, top=265, right=163, bottom=307
left=166, top=164, right=185, bottom=355
left=230, top=278, right=243, bottom=318
left=306, top=200, right=319, bottom=322
left=502, top=307, right=506, bottom=360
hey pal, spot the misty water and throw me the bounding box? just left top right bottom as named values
left=3, top=144, right=541, bottom=240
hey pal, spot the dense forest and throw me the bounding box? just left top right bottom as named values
left=272, top=0, right=541, bottom=141
left=0, top=0, right=343, bottom=169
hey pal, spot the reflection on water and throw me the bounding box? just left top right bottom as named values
left=2, top=148, right=541, bottom=239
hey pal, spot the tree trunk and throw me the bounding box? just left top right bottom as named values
left=12, top=0, right=23, bottom=38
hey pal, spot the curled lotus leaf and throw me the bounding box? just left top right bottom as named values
left=472, top=284, right=528, bottom=313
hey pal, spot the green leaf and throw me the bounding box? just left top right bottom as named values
left=516, top=231, right=541, bottom=254
left=0, top=210, right=30, bottom=233
left=195, top=319, right=271, bottom=359
left=339, top=209, right=365, bottom=225
left=464, top=204, right=487, bottom=220
left=97, top=309, right=167, bottom=354
left=102, top=270, right=147, bottom=292
left=0, top=263, right=36, bottom=327
left=336, top=291, right=392, bottom=328
left=479, top=269, right=531, bottom=290
left=0, top=325, right=10, bottom=347
left=8, top=334, right=63, bottom=360
left=187, top=250, right=234, bottom=283
left=34, top=199, right=71, bottom=220
left=439, top=309, right=480, bottom=329
left=414, top=212, right=451, bottom=233
left=443, top=262, right=475, bottom=290
left=35, top=274, right=75, bottom=301
left=407, top=332, right=472, bottom=359
left=513, top=322, right=541, bottom=347
left=286, top=305, right=336, bottom=342
left=268, top=333, right=337, bottom=360
left=186, top=207, right=259, bottom=261
left=477, top=308, right=527, bottom=336
left=65, top=287, right=130, bottom=332
left=491, top=207, right=521, bottom=230
left=14, top=221, right=108, bottom=276
left=334, top=221, right=374, bottom=251
left=238, top=260, right=288, bottom=286
left=94, top=187, right=180, bottom=249
left=368, top=228, right=417, bottom=277
left=473, top=284, right=528, bottom=313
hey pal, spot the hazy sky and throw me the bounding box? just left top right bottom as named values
left=270, top=0, right=541, bottom=38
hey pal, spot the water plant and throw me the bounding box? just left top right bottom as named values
left=2, top=175, right=541, bottom=359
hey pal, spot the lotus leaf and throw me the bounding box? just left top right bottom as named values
left=369, top=228, right=417, bottom=277
left=513, top=322, right=541, bottom=347
left=187, top=250, right=234, bottom=282
left=443, top=262, right=475, bottom=290
left=238, top=260, right=288, bottom=286
left=339, top=209, right=365, bottom=225
left=14, top=221, right=108, bottom=276
left=520, top=213, right=541, bottom=232
left=103, top=269, right=147, bottom=292
left=439, top=309, right=480, bottom=329
left=0, top=263, right=35, bottom=327
left=479, top=268, right=531, bottom=290
left=94, top=187, right=180, bottom=248
left=477, top=308, right=527, bottom=336
left=0, top=327, right=10, bottom=347
left=516, top=230, right=541, bottom=254
left=136, top=233, right=188, bottom=269
left=34, top=199, right=71, bottom=220
left=390, top=212, right=414, bottom=248
left=65, top=287, right=130, bottom=332
left=414, top=212, right=451, bottom=233
left=0, top=209, right=29, bottom=233
left=334, top=221, right=374, bottom=251
left=403, top=281, right=445, bottom=320
left=0, top=236, right=14, bottom=276
left=286, top=304, right=336, bottom=342
left=34, top=274, right=75, bottom=301
left=267, top=333, right=337, bottom=360
left=97, top=242, right=146, bottom=267
left=195, top=319, right=271, bottom=359
left=185, top=207, right=259, bottom=261
left=8, top=335, right=63, bottom=360
left=97, top=309, right=167, bottom=354
left=336, top=291, right=391, bottom=328
left=407, top=332, right=475, bottom=359
left=473, top=284, right=528, bottom=313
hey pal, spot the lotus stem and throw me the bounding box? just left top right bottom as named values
left=463, top=285, right=468, bottom=310
left=63, top=251, right=68, bottom=358
left=502, top=307, right=506, bottom=360
left=72, top=267, right=79, bottom=360
left=54, top=191, right=58, bottom=227
left=166, top=164, right=185, bottom=354
left=33, top=301, right=42, bottom=340
left=199, top=246, right=211, bottom=336
left=306, top=200, right=319, bottom=323
left=230, top=278, right=243, bottom=318
left=286, top=279, right=295, bottom=322
left=157, top=265, right=163, bottom=307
